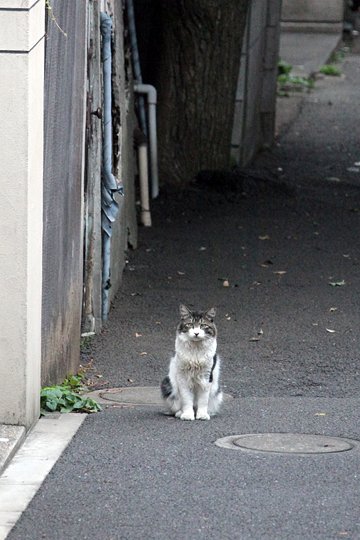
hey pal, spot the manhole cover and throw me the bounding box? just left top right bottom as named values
left=101, top=387, right=161, bottom=405
left=215, top=433, right=356, bottom=454
left=96, top=386, right=234, bottom=407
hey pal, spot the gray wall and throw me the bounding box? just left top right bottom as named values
left=281, top=0, right=344, bottom=33
left=42, top=0, right=87, bottom=384
left=110, top=0, right=137, bottom=305
left=231, top=0, right=282, bottom=166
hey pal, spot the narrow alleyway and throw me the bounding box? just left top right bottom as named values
left=9, top=45, right=360, bottom=539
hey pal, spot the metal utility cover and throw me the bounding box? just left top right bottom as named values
left=215, top=433, right=356, bottom=454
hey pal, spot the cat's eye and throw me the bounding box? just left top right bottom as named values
left=183, top=323, right=193, bottom=330
left=200, top=324, right=210, bottom=330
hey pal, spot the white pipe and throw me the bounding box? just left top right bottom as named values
left=134, top=83, right=159, bottom=199
left=138, top=143, right=152, bottom=226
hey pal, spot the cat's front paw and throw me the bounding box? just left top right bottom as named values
left=196, top=410, right=210, bottom=421
left=180, top=410, right=195, bottom=421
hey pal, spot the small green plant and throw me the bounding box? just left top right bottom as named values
left=328, top=48, right=347, bottom=64
left=45, top=0, right=67, bottom=37
left=277, top=59, right=314, bottom=95
left=40, top=374, right=101, bottom=414
left=278, top=59, right=292, bottom=76
left=319, top=64, right=342, bottom=76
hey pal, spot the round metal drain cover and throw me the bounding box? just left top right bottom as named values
left=215, top=433, right=356, bottom=454
left=97, top=387, right=233, bottom=406
left=101, top=387, right=161, bottom=405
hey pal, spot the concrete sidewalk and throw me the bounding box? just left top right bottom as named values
left=276, top=30, right=342, bottom=136
left=5, top=32, right=360, bottom=540
left=279, top=31, right=341, bottom=76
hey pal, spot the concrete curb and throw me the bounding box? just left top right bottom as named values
left=0, top=413, right=86, bottom=540
left=0, top=426, right=26, bottom=477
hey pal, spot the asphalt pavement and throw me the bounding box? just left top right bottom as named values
left=8, top=37, right=360, bottom=540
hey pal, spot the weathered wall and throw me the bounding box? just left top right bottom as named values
left=82, top=0, right=137, bottom=325
left=232, top=0, right=282, bottom=165
left=282, top=0, right=344, bottom=32
left=109, top=0, right=137, bottom=304
left=0, top=0, right=44, bottom=427
left=42, top=0, right=87, bottom=384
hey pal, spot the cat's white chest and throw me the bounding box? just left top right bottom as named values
left=175, top=336, right=216, bottom=377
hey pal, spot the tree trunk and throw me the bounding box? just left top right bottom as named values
left=153, top=0, right=250, bottom=185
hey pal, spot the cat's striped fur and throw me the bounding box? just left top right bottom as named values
left=161, top=304, right=223, bottom=420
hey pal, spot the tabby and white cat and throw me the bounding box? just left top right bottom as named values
left=161, top=304, right=222, bottom=420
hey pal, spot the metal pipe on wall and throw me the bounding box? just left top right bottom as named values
left=134, top=83, right=159, bottom=199
left=100, top=12, right=124, bottom=321
left=126, top=0, right=147, bottom=136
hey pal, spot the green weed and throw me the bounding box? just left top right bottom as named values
left=40, top=374, right=101, bottom=414
left=319, top=64, right=342, bottom=76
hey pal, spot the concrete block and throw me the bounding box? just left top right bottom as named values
left=0, top=425, right=25, bottom=474
left=0, top=3, right=44, bottom=428
left=282, top=0, right=344, bottom=22
left=0, top=0, right=44, bottom=51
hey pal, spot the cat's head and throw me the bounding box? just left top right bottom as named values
left=177, top=304, right=217, bottom=342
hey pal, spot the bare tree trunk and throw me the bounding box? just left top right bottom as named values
left=154, top=0, right=250, bottom=185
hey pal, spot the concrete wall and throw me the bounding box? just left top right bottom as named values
left=82, top=0, right=138, bottom=328
left=42, top=0, right=88, bottom=384
left=0, top=0, right=45, bottom=427
left=282, top=0, right=344, bottom=32
left=109, top=0, right=137, bottom=305
left=232, top=0, right=282, bottom=165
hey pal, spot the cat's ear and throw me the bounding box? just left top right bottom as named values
left=205, top=307, right=216, bottom=321
left=179, top=304, right=192, bottom=319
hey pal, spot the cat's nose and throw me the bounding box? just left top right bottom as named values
left=194, top=332, right=199, bottom=336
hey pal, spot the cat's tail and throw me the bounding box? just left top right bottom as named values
left=160, top=376, right=180, bottom=415
left=208, top=386, right=223, bottom=416
left=161, top=375, right=173, bottom=399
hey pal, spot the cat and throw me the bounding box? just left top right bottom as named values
left=161, top=304, right=223, bottom=420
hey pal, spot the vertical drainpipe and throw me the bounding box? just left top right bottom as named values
left=100, top=12, right=124, bottom=321
left=126, top=0, right=147, bottom=136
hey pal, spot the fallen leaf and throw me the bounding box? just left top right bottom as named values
left=326, top=328, right=336, bottom=333
left=135, top=332, right=142, bottom=338
left=140, top=352, right=148, bottom=356
left=314, top=412, right=326, bottom=416
left=249, top=337, right=260, bottom=342
left=342, top=254, right=350, bottom=258
left=329, top=307, right=338, bottom=312
left=259, top=235, right=270, bottom=241
left=127, top=378, right=134, bottom=383
left=199, top=246, right=207, bottom=251
left=223, top=280, right=230, bottom=287
left=258, top=329, right=264, bottom=335
left=274, top=270, right=287, bottom=275
left=329, top=280, right=346, bottom=287
left=177, top=271, right=185, bottom=275
left=260, top=259, right=273, bottom=268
